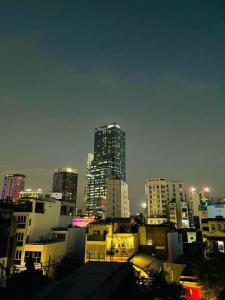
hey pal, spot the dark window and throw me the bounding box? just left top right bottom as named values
left=35, top=202, right=44, bottom=213
left=24, top=251, right=41, bottom=263
left=202, top=226, right=209, bottom=231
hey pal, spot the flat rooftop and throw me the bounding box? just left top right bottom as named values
left=38, top=262, right=131, bottom=300
left=27, top=239, right=65, bottom=245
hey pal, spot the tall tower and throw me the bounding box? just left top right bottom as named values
left=1, top=174, right=25, bottom=202
left=86, top=123, right=126, bottom=215
left=84, top=153, right=94, bottom=212
left=52, top=168, right=78, bottom=214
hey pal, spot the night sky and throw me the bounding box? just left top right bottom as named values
left=1, top=0, right=225, bottom=212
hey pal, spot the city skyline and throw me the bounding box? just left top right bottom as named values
left=1, top=1, right=225, bottom=213
left=0, top=120, right=223, bottom=214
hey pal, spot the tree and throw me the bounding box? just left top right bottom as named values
left=192, top=256, right=225, bottom=300
left=140, top=270, right=186, bottom=300
left=5, top=257, right=48, bottom=300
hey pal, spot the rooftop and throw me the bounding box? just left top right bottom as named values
left=37, top=262, right=132, bottom=300
left=27, top=239, right=65, bottom=245
left=95, top=122, right=121, bottom=131
left=89, top=217, right=132, bottom=225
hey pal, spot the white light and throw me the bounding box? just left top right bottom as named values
left=204, top=187, right=210, bottom=193
left=190, top=187, right=196, bottom=192
left=108, top=124, right=114, bottom=128
left=142, top=203, right=147, bottom=209
left=25, top=188, right=32, bottom=192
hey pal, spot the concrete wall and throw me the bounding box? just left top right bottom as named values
left=24, top=240, right=67, bottom=267
left=67, top=227, right=86, bottom=258
left=106, top=179, right=130, bottom=218
left=167, top=232, right=183, bottom=262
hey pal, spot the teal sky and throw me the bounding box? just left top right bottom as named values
left=0, top=0, right=225, bottom=212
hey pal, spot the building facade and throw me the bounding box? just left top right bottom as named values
left=13, top=196, right=72, bottom=272
left=0, top=203, right=16, bottom=270
left=145, top=178, right=189, bottom=228
left=84, top=153, right=94, bottom=212
left=138, top=224, right=183, bottom=261
left=1, top=174, right=25, bottom=202
left=106, top=176, right=130, bottom=218
left=86, top=123, right=126, bottom=215
left=52, top=168, right=78, bottom=215
left=201, top=217, right=225, bottom=254
left=85, top=218, right=138, bottom=263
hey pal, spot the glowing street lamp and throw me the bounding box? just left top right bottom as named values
left=142, top=203, right=147, bottom=209
left=204, top=187, right=210, bottom=193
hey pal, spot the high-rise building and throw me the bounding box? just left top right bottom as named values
left=84, top=153, right=94, bottom=211
left=145, top=178, right=189, bottom=228
left=187, top=187, right=201, bottom=217
left=106, top=176, right=130, bottom=218
left=52, top=168, right=78, bottom=214
left=187, top=186, right=211, bottom=228
left=1, top=174, right=25, bottom=202
left=86, top=123, right=126, bottom=215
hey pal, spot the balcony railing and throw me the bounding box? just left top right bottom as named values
left=17, top=224, right=26, bottom=229
left=106, top=248, right=134, bottom=257
left=87, top=235, right=106, bottom=241
left=16, top=241, right=23, bottom=246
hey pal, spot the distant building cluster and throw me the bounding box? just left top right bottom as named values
left=1, top=122, right=225, bottom=300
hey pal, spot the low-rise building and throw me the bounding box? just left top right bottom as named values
left=38, top=262, right=138, bottom=300
left=201, top=217, right=225, bottom=254
left=0, top=203, right=16, bottom=268
left=13, top=197, right=73, bottom=271
left=22, top=239, right=67, bottom=274
left=138, top=224, right=183, bottom=262
left=85, top=218, right=139, bottom=263
left=51, top=226, right=86, bottom=259
left=179, top=228, right=198, bottom=244
left=0, top=203, right=17, bottom=286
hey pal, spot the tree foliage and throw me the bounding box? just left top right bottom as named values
left=192, top=255, right=225, bottom=300
left=139, top=270, right=186, bottom=300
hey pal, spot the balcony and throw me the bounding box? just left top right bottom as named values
left=106, top=248, right=134, bottom=257
left=16, top=241, right=23, bottom=246
left=17, top=224, right=26, bottom=229
left=87, top=235, right=106, bottom=241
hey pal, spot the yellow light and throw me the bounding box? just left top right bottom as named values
left=190, top=187, right=196, bottom=192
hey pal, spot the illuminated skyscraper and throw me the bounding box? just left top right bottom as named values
left=52, top=168, right=78, bottom=214
left=86, top=123, right=126, bottom=215
left=84, top=153, right=94, bottom=210
left=1, top=174, right=25, bottom=202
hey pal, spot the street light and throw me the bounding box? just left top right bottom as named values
left=142, top=203, right=147, bottom=209
left=204, top=187, right=210, bottom=193
left=190, top=187, right=196, bottom=192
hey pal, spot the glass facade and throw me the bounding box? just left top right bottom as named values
left=86, top=123, right=126, bottom=215
left=52, top=168, right=78, bottom=211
